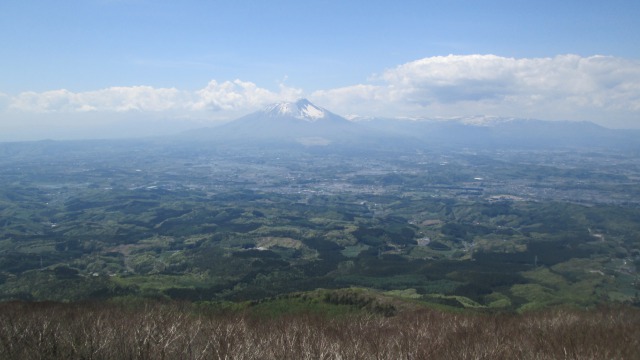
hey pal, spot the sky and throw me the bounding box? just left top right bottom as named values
left=1, top=0, right=640, bottom=140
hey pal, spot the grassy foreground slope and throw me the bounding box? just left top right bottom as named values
left=0, top=298, right=638, bottom=360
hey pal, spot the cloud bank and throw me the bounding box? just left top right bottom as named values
left=9, top=80, right=303, bottom=115
left=2, top=54, right=640, bottom=140
left=312, top=54, right=640, bottom=125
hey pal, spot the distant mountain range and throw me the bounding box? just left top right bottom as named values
left=179, top=99, right=640, bottom=151
left=182, top=99, right=372, bottom=146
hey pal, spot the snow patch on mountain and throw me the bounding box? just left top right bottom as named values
left=454, top=116, right=522, bottom=127
left=300, top=103, right=324, bottom=119
left=263, top=99, right=327, bottom=121
left=346, top=114, right=527, bottom=126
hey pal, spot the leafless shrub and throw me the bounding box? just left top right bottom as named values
left=0, top=301, right=638, bottom=359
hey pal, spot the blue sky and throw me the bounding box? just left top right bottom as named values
left=1, top=0, right=640, bottom=140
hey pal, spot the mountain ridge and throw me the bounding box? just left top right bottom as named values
left=181, top=98, right=374, bottom=146
left=177, top=100, right=640, bottom=150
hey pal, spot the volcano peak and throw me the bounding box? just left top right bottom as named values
left=263, top=98, right=327, bottom=121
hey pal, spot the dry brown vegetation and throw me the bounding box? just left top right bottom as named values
left=0, top=301, right=638, bottom=360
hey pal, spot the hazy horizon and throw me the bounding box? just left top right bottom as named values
left=2, top=1, right=640, bottom=141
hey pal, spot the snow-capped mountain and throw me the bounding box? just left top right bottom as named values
left=229, top=98, right=351, bottom=127
left=262, top=99, right=329, bottom=122
left=183, top=99, right=372, bottom=146
left=180, top=101, right=640, bottom=150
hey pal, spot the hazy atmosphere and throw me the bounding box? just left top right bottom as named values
left=4, top=3, right=640, bottom=358
left=1, top=0, right=640, bottom=140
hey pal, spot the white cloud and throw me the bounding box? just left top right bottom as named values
left=378, top=54, right=640, bottom=107
left=3, top=54, right=640, bottom=140
left=10, top=87, right=186, bottom=113
left=8, top=80, right=302, bottom=115
left=1, top=80, right=303, bottom=140
left=191, top=80, right=302, bottom=111
left=312, top=54, right=640, bottom=127
left=8, top=56, right=640, bottom=123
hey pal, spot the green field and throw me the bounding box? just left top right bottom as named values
left=1, top=141, right=640, bottom=313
